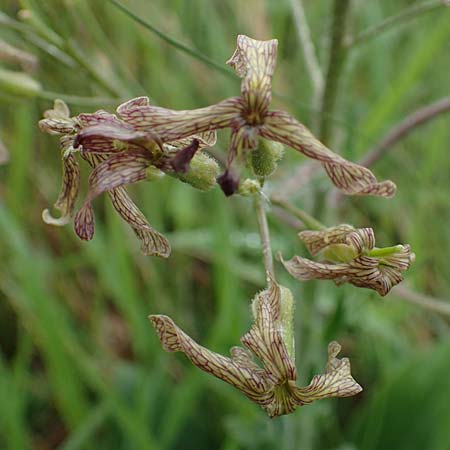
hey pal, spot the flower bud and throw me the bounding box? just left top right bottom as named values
left=170, top=151, right=219, bottom=191
left=0, top=68, right=41, bottom=98
left=250, top=137, right=284, bottom=177
left=145, top=165, right=165, bottom=182
left=279, top=286, right=295, bottom=360
left=238, top=178, right=261, bottom=196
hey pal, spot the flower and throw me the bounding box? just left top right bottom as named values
left=280, top=226, right=415, bottom=296
left=116, top=35, right=396, bottom=198
left=39, top=100, right=218, bottom=257
left=150, top=277, right=362, bottom=417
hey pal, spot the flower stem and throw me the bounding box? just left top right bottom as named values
left=255, top=194, right=274, bottom=277
left=271, top=197, right=325, bottom=230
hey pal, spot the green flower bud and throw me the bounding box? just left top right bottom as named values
left=238, top=178, right=261, bottom=196
left=321, top=243, right=359, bottom=263
left=171, top=151, right=219, bottom=191
left=145, top=165, right=165, bottom=182
left=250, top=137, right=284, bottom=177
left=0, top=68, right=41, bottom=98
left=279, top=286, right=295, bottom=361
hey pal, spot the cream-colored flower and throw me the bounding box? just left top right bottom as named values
left=281, top=226, right=415, bottom=296
left=39, top=100, right=218, bottom=257
left=150, top=278, right=361, bottom=417
left=117, top=35, right=395, bottom=198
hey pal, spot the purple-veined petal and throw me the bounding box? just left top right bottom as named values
left=280, top=254, right=358, bottom=281
left=83, top=151, right=151, bottom=203
left=42, top=147, right=80, bottom=226
left=39, top=99, right=77, bottom=135
left=118, top=96, right=241, bottom=142
left=168, top=130, right=217, bottom=150
left=291, top=342, right=362, bottom=404
left=346, top=228, right=376, bottom=253
left=81, top=152, right=170, bottom=257
left=149, top=314, right=274, bottom=402
left=74, top=200, right=94, bottom=240
left=227, top=35, right=278, bottom=123
left=108, top=187, right=171, bottom=257
left=261, top=111, right=396, bottom=197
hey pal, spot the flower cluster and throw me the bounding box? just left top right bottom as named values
left=39, top=99, right=219, bottom=257
left=40, top=35, right=396, bottom=256
left=39, top=34, right=414, bottom=418
left=281, top=225, right=415, bottom=296
left=150, top=277, right=361, bottom=417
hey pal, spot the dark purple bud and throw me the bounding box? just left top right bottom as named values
left=217, top=169, right=239, bottom=196
left=170, top=139, right=200, bottom=173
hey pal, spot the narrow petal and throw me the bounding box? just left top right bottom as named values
left=81, top=153, right=170, bottom=257
left=149, top=314, right=273, bottom=401
left=227, top=35, right=278, bottom=123
left=168, top=130, right=217, bottom=150
left=83, top=151, right=150, bottom=203
left=108, top=187, right=171, bottom=257
left=261, top=111, right=396, bottom=197
left=292, top=341, right=362, bottom=404
left=117, top=96, right=241, bottom=142
left=42, top=148, right=80, bottom=226
left=280, top=254, right=355, bottom=281
left=74, top=201, right=94, bottom=240
left=39, top=99, right=77, bottom=135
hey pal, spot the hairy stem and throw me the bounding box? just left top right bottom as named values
left=318, top=0, right=351, bottom=144
left=347, top=0, right=450, bottom=48
left=255, top=194, right=274, bottom=277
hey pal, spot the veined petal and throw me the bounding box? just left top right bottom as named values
left=75, top=110, right=163, bottom=156
left=299, top=224, right=355, bottom=256
left=149, top=314, right=273, bottom=401
left=117, top=96, right=241, bottom=142
left=227, top=35, right=278, bottom=123
left=39, top=99, right=77, bottom=135
left=243, top=281, right=297, bottom=384
left=346, top=228, right=376, bottom=253
left=280, top=254, right=357, bottom=281
left=261, top=111, right=396, bottom=197
left=74, top=201, right=94, bottom=240
left=292, top=342, right=362, bottom=404
left=74, top=151, right=150, bottom=241
left=84, top=151, right=151, bottom=203
left=168, top=130, right=217, bottom=150
left=108, top=187, right=170, bottom=257
left=81, top=152, right=170, bottom=257
left=42, top=147, right=80, bottom=226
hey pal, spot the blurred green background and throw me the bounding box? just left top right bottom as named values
left=1, top=1, right=450, bottom=449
